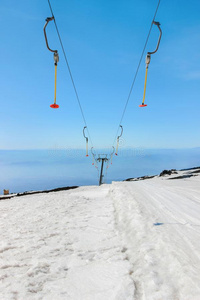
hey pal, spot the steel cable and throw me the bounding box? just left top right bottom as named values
left=47, top=0, right=94, bottom=147
left=112, top=0, right=161, bottom=147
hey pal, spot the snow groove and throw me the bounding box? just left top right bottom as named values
left=110, top=173, right=200, bottom=300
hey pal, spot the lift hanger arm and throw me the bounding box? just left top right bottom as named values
left=91, top=147, right=95, bottom=156
left=111, top=146, right=115, bottom=156
left=43, top=17, right=58, bottom=53
left=110, top=146, right=115, bottom=164
left=83, top=126, right=89, bottom=156
left=148, top=21, right=162, bottom=55
left=115, top=125, right=123, bottom=155
left=118, top=125, right=123, bottom=138
left=83, top=126, right=88, bottom=141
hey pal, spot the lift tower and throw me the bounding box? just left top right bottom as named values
left=97, top=155, right=108, bottom=186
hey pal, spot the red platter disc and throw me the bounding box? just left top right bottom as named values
left=50, top=104, right=59, bottom=109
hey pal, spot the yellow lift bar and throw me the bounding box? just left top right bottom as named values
left=139, top=21, right=162, bottom=107
left=44, top=17, right=60, bottom=109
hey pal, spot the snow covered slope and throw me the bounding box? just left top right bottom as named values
left=0, top=185, right=134, bottom=300
left=0, top=168, right=200, bottom=299
left=110, top=168, right=200, bottom=300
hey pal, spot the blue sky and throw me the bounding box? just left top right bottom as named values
left=1, top=0, right=200, bottom=150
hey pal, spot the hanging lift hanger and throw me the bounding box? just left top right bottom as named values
left=44, top=17, right=60, bottom=109
left=83, top=126, right=89, bottom=157
left=115, top=125, right=123, bottom=156
left=110, top=146, right=115, bottom=164
left=139, top=21, right=162, bottom=107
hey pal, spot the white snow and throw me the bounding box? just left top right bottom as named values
left=0, top=169, right=200, bottom=299
left=0, top=186, right=134, bottom=300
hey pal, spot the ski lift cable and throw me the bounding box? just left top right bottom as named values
left=111, top=0, right=161, bottom=147
left=47, top=0, right=94, bottom=147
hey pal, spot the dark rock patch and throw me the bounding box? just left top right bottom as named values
left=0, top=186, right=79, bottom=201
left=180, top=166, right=200, bottom=171
left=159, top=169, right=178, bottom=177
left=125, top=175, right=155, bottom=182
left=190, top=169, right=200, bottom=174
left=168, top=174, right=196, bottom=180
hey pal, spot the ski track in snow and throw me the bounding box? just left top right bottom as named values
left=110, top=172, right=200, bottom=300
left=0, top=186, right=134, bottom=300
left=1, top=170, right=200, bottom=299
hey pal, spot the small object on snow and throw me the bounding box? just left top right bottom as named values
left=3, top=189, right=9, bottom=195
left=154, top=222, right=164, bottom=226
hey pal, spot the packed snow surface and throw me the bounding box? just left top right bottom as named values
left=0, top=169, right=200, bottom=299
